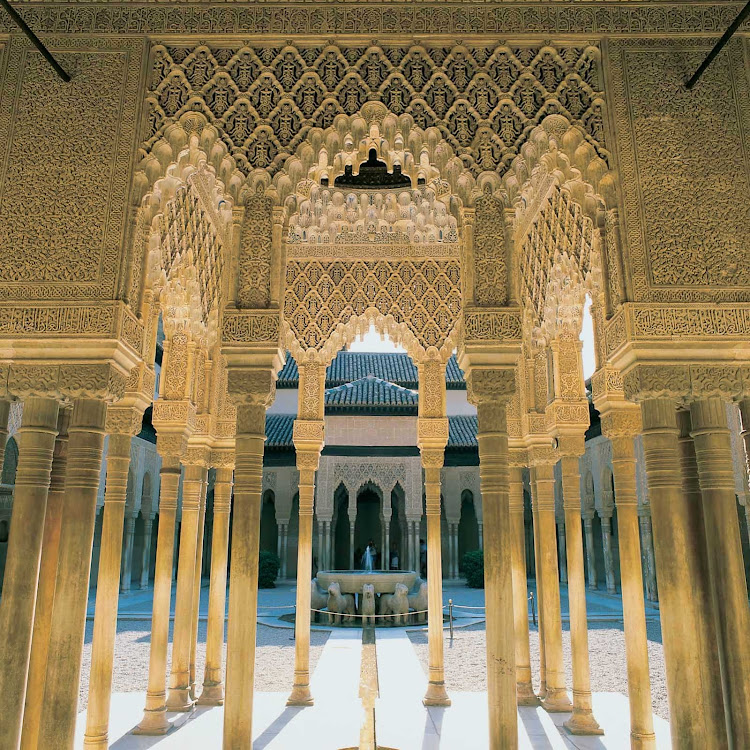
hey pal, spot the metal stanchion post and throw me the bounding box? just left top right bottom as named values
left=449, top=599, right=454, bottom=641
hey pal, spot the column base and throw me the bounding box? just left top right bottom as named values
left=541, top=688, right=573, bottom=713
left=564, top=709, right=604, bottom=735
left=516, top=682, right=540, bottom=707
left=82, top=731, right=108, bottom=749
left=165, top=687, right=195, bottom=712
left=197, top=682, right=224, bottom=706
left=630, top=730, right=657, bottom=749
left=287, top=684, right=314, bottom=707
left=133, top=708, right=170, bottom=735
left=423, top=681, right=451, bottom=707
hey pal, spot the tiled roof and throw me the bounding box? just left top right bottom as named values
left=277, top=352, right=465, bottom=389
left=325, top=376, right=418, bottom=413
left=265, top=414, right=295, bottom=449
left=262, top=413, right=478, bottom=449
left=447, top=415, right=478, bottom=448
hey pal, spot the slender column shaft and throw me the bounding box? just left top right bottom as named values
left=277, top=520, right=283, bottom=565
left=557, top=522, right=567, bottom=584
left=83, top=432, right=134, bottom=750
left=288, top=464, right=316, bottom=706
left=640, top=399, right=726, bottom=747
left=509, top=466, right=537, bottom=706
left=20, top=408, right=69, bottom=750
left=199, top=468, right=233, bottom=705
left=690, top=398, right=750, bottom=746
left=189, top=470, right=208, bottom=701
left=281, top=523, right=289, bottom=579
left=383, top=516, right=390, bottom=571
left=0, top=397, right=59, bottom=749
left=560, top=455, right=602, bottom=735
left=584, top=518, right=597, bottom=590
left=601, top=516, right=616, bottom=593
left=608, top=435, right=655, bottom=750
left=134, top=458, right=181, bottom=734
left=140, top=519, right=153, bottom=590
left=639, top=515, right=658, bottom=602
left=476, top=402, right=516, bottom=747
left=478, top=521, right=483, bottom=550
left=533, top=463, right=571, bottom=712
left=166, top=463, right=204, bottom=711
left=530, top=470, right=547, bottom=699
left=452, top=524, right=459, bottom=578
left=39, top=398, right=108, bottom=750
left=224, top=403, right=266, bottom=746
left=119, top=515, right=136, bottom=593
left=422, top=464, right=450, bottom=706
left=349, top=522, right=355, bottom=570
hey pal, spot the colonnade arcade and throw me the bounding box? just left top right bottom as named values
left=0, top=31, right=749, bottom=750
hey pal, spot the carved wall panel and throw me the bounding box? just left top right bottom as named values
left=284, top=257, right=461, bottom=352
left=0, top=36, right=142, bottom=301
left=144, top=42, right=605, bottom=178
left=473, top=195, right=507, bottom=306
left=609, top=38, right=750, bottom=302
left=237, top=191, right=273, bottom=308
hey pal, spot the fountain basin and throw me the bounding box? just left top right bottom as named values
left=316, top=569, right=417, bottom=595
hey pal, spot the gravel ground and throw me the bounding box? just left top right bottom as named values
left=409, top=620, right=669, bottom=720
left=78, top=621, right=329, bottom=711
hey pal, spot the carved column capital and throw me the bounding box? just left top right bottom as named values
left=624, top=363, right=745, bottom=405
left=600, top=407, right=642, bottom=440
left=183, top=445, right=211, bottom=468
left=211, top=449, right=235, bottom=470
left=417, top=418, right=449, bottom=455
left=105, top=405, right=146, bottom=437
left=226, top=368, right=276, bottom=407
left=466, top=368, right=517, bottom=405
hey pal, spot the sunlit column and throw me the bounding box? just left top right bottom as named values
left=189, top=466, right=209, bottom=701
left=140, top=518, right=154, bottom=590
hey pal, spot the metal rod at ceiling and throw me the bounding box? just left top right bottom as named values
left=0, top=0, right=70, bottom=82
left=685, top=0, right=750, bottom=90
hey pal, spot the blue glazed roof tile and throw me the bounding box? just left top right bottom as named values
left=325, top=376, right=418, bottom=413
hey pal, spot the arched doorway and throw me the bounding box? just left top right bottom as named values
left=354, top=483, right=382, bottom=569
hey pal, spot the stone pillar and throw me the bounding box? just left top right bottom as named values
left=119, top=514, right=136, bottom=593
left=39, top=397, right=109, bottom=750
left=287, top=361, right=325, bottom=708
left=189, top=466, right=209, bottom=701
left=635, top=395, right=726, bottom=746
left=556, top=520, right=567, bottom=584
left=467, top=369, right=517, bottom=746
left=140, top=518, right=153, bottom=590
left=199, top=463, right=233, bottom=705
left=583, top=517, right=597, bottom=590
left=690, top=397, right=750, bottom=745
left=383, top=513, right=391, bottom=571
left=478, top=520, right=483, bottom=550
left=0, top=395, right=60, bottom=748
left=223, top=376, right=274, bottom=748
left=83, top=406, right=144, bottom=750
left=638, top=512, right=658, bottom=602
left=134, top=451, right=183, bottom=735
left=530, top=469, right=547, bottom=699
left=166, top=461, right=205, bottom=711
left=601, top=412, right=656, bottom=750
left=508, top=463, right=537, bottom=706
left=600, top=513, right=617, bottom=594
left=559, top=452, right=602, bottom=735
left=349, top=522, right=356, bottom=570
left=279, top=522, right=289, bottom=579
left=531, top=459, right=571, bottom=712
left=20, top=408, right=70, bottom=750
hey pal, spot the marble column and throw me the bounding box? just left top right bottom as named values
left=472, top=390, right=515, bottom=747
left=583, top=516, right=597, bottom=590
left=383, top=513, right=391, bottom=571
left=20, top=408, right=69, bottom=750
left=83, top=423, right=138, bottom=750
left=604, top=422, right=656, bottom=750
left=556, top=521, right=567, bottom=584
left=140, top=518, right=153, bottom=590
left=559, top=454, right=602, bottom=735
left=532, top=462, right=571, bottom=712
left=166, top=461, right=205, bottom=711
left=199, top=465, right=233, bottom=705
left=119, top=514, right=136, bottom=593
left=508, top=465, right=537, bottom=706
left=189, top=468, right=208, bottom=701
left=638, top=512, right=658, bottom=602
left=638, top=398, right=726, bottom=747
left=530, top=469, right=547, bottom=699
left=478, top=521, right=483, bottom=550
left=135, top=453, right=182, bottom=735
left=600, top=514, right=617, bottom=593
left=224, top=395, right=270, bottom=747
left=421, top=452, right=450, bottom=706
left=349, top=522, right=356, bottom=570
left=39, top=398, right=108, bottom=750
left=278, top=522, right=288, bottom=579
left=690, top=397, right=750, bottom=745
left=0, top=396, right=60, bottom=749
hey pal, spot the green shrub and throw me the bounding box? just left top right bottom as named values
left=258, top=550, right=280, bottom=588
left=462, top=549, right=484, bottom=588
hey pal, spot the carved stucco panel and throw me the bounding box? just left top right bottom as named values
left=609, top=37, right=750, bottom=303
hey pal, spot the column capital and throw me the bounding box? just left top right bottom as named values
left=555, top=434, right=586, bottom=458
left=599, top=406, right=642, bottom=440
left=211, top=449, right=235, bottom=470
left=466, top=368, right=517, bottom=405
left=293, top=419, right=324, bottom=456
left=417, top=418, right=449, bottom=456
left=106, top=405, right=146, bottom=437
left=5, top=362, right=127, bottom=402
left=624, top=363, right=747, bottom=405
left=225, top=367, right=276, bottom=407
left=528, top=444, right=557, bottom=468
left=183, top=445, right=211, bottom=468
left=508, top=448, right=528, bottom=468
